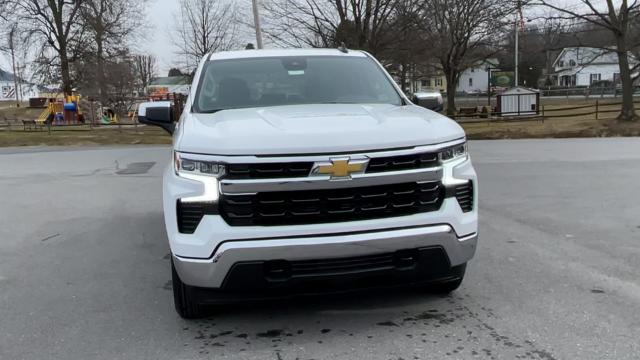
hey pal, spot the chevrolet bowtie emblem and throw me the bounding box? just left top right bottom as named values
left=312, top=157, right=369, bottom=179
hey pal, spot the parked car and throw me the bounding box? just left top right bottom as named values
left=139, top=48, right=478, bottom=318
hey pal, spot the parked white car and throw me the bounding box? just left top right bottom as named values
left=139, top=48, right=478, bottom=318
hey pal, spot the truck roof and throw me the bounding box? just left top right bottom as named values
left=208, top=48, right=367, bottom=61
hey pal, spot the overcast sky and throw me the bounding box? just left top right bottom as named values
left=145, top=0, right=255, bottom=75
left=145, top=0, right=182, bottom=75
left=0, top=0, right=182, bottom=76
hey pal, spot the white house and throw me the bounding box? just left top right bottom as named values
left=0, top=68, right=40, bottom=101
left=552, top=47, right=629, bottom=87
left=456, top=58, right=499, bottom=94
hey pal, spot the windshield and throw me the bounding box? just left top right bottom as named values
left=194, top=55, right=403, bottom=112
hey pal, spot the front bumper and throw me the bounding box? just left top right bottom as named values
left=173, top=224, right=476, bottom=288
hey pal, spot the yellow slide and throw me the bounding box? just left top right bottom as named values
left=36, top=107, right=50, bottom=125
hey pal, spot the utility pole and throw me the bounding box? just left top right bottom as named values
left=9, top=27, right=20, bottom=106
left=514, top=20, right=519, bottom=88
left=252, top=0, right=264, bottom=49
left=514, top=0, right=523, bottom=88
left=487, top=66, right=491, bottom=106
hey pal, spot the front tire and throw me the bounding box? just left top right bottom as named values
left=172, top=258, right=205, bottom=319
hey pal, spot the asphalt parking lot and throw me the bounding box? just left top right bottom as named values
left=1, top=138, right=639, bottom=360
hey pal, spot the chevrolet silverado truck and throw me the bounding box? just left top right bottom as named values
left=138, top=48, right=478, bottom=319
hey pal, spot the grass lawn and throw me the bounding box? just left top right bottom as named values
left=0, top=126, right=172, bottom=147
left=0, top=105, right=43, bottom=122
left=463, top=117, right=640, bottom=139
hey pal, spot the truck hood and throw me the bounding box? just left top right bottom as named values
left=176, top=104, right=464, bottom=155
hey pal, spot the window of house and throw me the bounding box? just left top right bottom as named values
left=468, top=78, right=473, bottom=87
left=421, top=80, right=428, bottom=87
left=590, top=73, right=601, bottom=84
left=559, top=60, right=564, bottom=67
left=471, top=68, right=475, bottom=73
left=613, top=73, right=620, bottom=84
left=436, top=78, right=442, bottom=86
left=569, top=60, right=576, bottom=66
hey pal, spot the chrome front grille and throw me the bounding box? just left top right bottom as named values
left=219, top=181, right=444, bottom=226
left=223, top=152, right=439, bottom=180
left=176, top=141, right=469, bottom=230
left=226, top=162, right=314, bottom=179
left=366, top=152, right=438, bottom=173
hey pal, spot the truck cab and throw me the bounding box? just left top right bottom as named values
left=139, top=48, right=478, bottom=319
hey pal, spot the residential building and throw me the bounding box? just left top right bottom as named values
left=411, top=73, right=447, bottom=93
left=456, top=59, right=499, bottom=94
left=0, top=68, right=39, bottom=101
left=551, top=47, right=629, bottom=87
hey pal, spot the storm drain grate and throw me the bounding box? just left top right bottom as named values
left=116, top=162, right=156, bottom=175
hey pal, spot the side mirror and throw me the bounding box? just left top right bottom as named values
left=138, top=101, right=175, bottom=134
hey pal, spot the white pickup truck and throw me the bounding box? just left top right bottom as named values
left=139, top=48, right=478, bottom=319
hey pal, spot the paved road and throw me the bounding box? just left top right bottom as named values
left=1, top=138, right=639, bottom=360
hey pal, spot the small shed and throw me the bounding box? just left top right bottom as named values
left=497, top=87, right=540, bottom=117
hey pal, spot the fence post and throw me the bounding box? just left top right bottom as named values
left=595, top=100, right=599, bottom=120
left=89, top=101, right=95, bottom=129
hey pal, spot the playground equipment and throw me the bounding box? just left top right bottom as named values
left=36, top=95, right=84, bottom=125
left=127, top=103, right=141, bottom=122
left=97, top=106, right=118, bottom=124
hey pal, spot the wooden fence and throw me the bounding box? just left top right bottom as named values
left=451, top=99, right=640, bottom=123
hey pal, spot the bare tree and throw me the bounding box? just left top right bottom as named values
left=81, top=0, right=147, bottom=104
left=261, top=0, right=336, bottom=47
left=0, top=0, right=10, bottom=21
left=13, top=0, right=85, bottom=96
left=0, top=23, right=22, bottom=103
left=417, top=0, right=515, bottom=115
left=262, top=0, right=401, bottom=55
left=535, top=0, right=640, bottom=121
left=133, top=54, right=157, bottom=95
left=107, top=55, right=137, bottom=114
left=173, top=0, right=239, bottom=72
left=7, top=25, right=20, bottom=103
left=538, top=17, right=574, bottom=84
left=383, top=0, right=427, bottom=92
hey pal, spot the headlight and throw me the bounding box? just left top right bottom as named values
left=174, top=152, right=224, bottom=203
left=174, top=151, right=226, bottom=178
left=439, top=142, right=467, bottom=162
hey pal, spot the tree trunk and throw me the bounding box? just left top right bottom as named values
left=59, top=42, right=72, bottom=96
left=400, top=63, right=408, bottom=94
left=615, top=36, right=638, bottom=121
left=97, top=38, right=107, bottom=105
left=10, top=34, right=19, bottom=105
left=445, top=71, right=457, bottom=116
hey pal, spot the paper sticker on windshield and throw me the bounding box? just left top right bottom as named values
left=288, top=70, right=305, bottom=76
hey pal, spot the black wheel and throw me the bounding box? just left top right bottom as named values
left=171, top=258, right=205, bottom=319
left=427, top=263, right=466, bottom=294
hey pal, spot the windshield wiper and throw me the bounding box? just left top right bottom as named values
left=199, top=109, right=226, bottom=114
